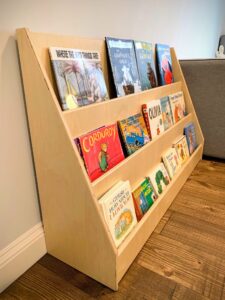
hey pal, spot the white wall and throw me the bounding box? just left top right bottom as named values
left=0, top=0, right=225, bottom=250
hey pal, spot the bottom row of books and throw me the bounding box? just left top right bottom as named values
left=99, top=124, right=198, bottom=248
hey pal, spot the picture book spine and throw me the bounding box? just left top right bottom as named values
left=142, top=104, right=152, bottom=140
left=105, top=38, right=120, bottom=97
left=117, top=121, right=130, bottom=156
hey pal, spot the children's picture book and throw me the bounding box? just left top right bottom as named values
left=173, top=135, right=190, bottom=165
left=132, top=178, right=157, bottom=221
left=77, top=124, right=124, bottom=182
left=160, top=96, right=174, bottom=131
left=148, top=163, right=170, bottom=196
left=99, top=180, right=137, bottom=248
left=142, top=100, right=164, bottom=139
left=134, top=41, right=157, bottom=90
left=105, top=37, right=141, bottom=97
left=156, top=44, right=174, bottom=86
left=118, top=113, right=150, bottom=156
left=49, top=47, right=109, bottom=110
left=169, top=91, right=186, bottom=123
left=184, top=123, right=198, bottom=155
left=162, top=147, right=180, bottom=179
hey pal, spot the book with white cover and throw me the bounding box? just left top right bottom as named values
left=162, top=147, right=180, bottom=179
left=142, top=99, right=164, bottom=139
left=173, top=135, right=190, bottom=165
left=99, top=180, right=137, bottom=248
left=148, top=163, right=170, bottom=196
left=169, top=91, right=186, bottom=123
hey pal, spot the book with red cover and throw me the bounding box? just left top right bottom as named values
left=78, top=124, right=125, bottom=182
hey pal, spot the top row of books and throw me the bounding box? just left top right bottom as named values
left=49, top=38, right=174, bottom=111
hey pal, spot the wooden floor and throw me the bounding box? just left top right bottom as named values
left=1, top=159, right=225, bottom=300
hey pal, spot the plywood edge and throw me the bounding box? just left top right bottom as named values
left=116, top=144, right=203, bottom=282
left=16, top=28, right=118, bottom=289
left=171, top=48, right=204, bottom=146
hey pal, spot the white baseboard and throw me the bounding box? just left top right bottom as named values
left=0, top=222, right=47, bottom=292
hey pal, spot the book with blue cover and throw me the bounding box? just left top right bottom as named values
left=160, top=96, right=174, bottom=131
left=134, top=41, right=157, bottom=90
left=184, top=123, right=198, bottom=155
left=156, top=44, right=174, bottom=86
left=106, top=37, right=141, bottom=97
left=118, top=113, right=150, bottom=156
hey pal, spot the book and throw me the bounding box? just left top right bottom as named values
left=156, top=43, right=174, bottom=86
left=134, top=41, right=157, bottom=90
left=142, top=100, right=164, bottom=140
left=118, top=113, right=150, bottom=156
left=105, top=37, right=141, bottom=97
left=184, top=123, right=198, bottom=155
left=99, top=180, right=137, bottom=248
left=132, top=178, right=157, bottom=221
left=77, top=124, right=124, bottom=182
left=160, top=96, right=174, bottom=131
left=173, top=135, right=190, bottom=165
left=162, top=147, right=180, bottom=179
left=169, top=91, right=186, bottom=123
left=49, top=47, right=109, bottom=110
left=148, top=163, right=170, bottom=195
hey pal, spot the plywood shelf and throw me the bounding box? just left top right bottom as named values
left=16, top=28, right=204, bottom=291
left=63, top=81, right=182, bottom=138
left=92, top=113, right=193, bottom=199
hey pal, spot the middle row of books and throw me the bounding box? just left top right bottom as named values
left=76, top=90, right=186, bottom=182
left=99, top=129, right=198, bottom=248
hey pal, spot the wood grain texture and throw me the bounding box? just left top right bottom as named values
left=15, top=27, right=205, bottom=290
left=1, top=160, right=225, bottom=300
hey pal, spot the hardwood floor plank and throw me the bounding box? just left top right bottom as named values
left=137, top=232, right=225, bottom=299
left=1, top=263, right=94, bottom=300
left=99, top=262, right=176, bottom=300
left=38, top=255, right=109, bottom=298
left=172, top=284, right=210, bottom=300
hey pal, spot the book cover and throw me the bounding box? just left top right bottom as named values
left=99, top=180, right=137, bottom=248
left=173, top=135, right=190, bottom=165
left=162, top=147, right=180, bottom=179
left=78, top=124, right=124, bottom=182
left=142, top=100, right=164, bottom=140
left=118, top=113, right=150, bottom=156
left=160, top=96, right=174, bottom=131
left=184, top=123, right=198, bottom=155
left=49, top=47, right=108, bottom=110
left=81, top=50, right=109, bottom=104
left=148, top=163, right=170, bottom=196
left=156, top=43, right=174, bottom=86
left=134, top=41, right=157, bottom=90
left=105, top=37, right=141, bottom=97
left=132, top=178, right=157, bottom=221
left=169, top=91, right=186, bottom=123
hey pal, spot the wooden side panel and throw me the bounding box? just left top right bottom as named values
left=16, top=28, right=117, bottom=290
left=171, top=48, right=204, bottom=146
left=117, top=145, right=203, bottom=282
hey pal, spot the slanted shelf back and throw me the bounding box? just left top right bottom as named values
left=28, top=30, right=113, bottom=100
left=16, top=28, right=204, bottom=291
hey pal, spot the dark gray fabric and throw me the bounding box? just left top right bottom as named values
left=180, top=59, right=225, bottom=159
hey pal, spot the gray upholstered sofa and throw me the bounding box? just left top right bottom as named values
left=180, top=59, right=225, bottom=159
